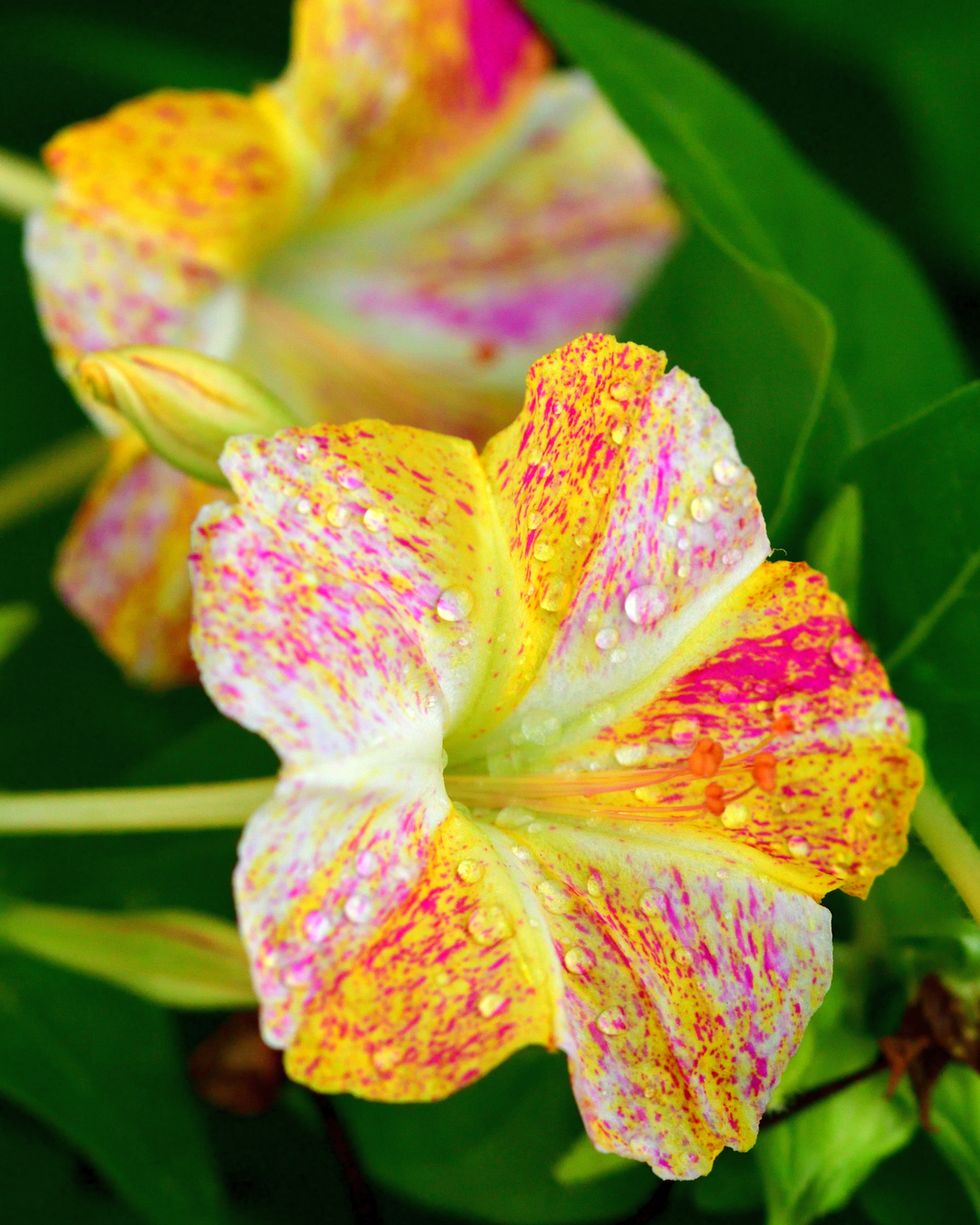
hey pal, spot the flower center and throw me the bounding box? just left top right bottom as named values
left=445, top=719, right=792, bottom=825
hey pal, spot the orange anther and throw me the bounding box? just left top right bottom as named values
left=704, top=782, right=726, bottom=816
left=752, top=751, right=777, bottom=792
left=688, top=737, right=724, bottom=778
left=772, top=714, right=795, bottom=735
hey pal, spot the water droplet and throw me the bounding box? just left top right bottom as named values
left=639, top=889, right=662, bottom=914
left=355, top=850, right=378, bottom=877
left=294, top=442, right=313, bottom=463
left=326, top=502, right=350, bottom=528
left=676, top=534, right=690, bottom=552
left=596, top=1005, right=629, bottom=1035
left=586, top=874, right=602, bottom=898
left=690, top=495, right=714, bottom=523
left=676, top=946, right=694, bottom=966
left=614, top=744, right=646, bottom=767
left=564, top=946, right=594, bottom=975
left=283, top=958, right=314, bottom=988
left=528, top=510, right=544, bottom=530
left=467, top=904, right=514, bottom=946
left=589, top=702, right=616, bottom=727
left=532, top=538, right=555, bottom=563
left=608, top=381, right=631, bottom=401
left=372, top=1046, right=401, bottom=1072
left=721, top=802, right=749, bottom=830
left=864, top=808, right=886, bottom=829
left=363, top=506, right=387, bottom=532
left=624, top=584, right=668, bottom=627
left=537, top=880, right=571, bottom=914
left=787, top=835, right=811, bottom=859
left=344, top=893, right=373, bottom=924
left=436, top=587, right=473, bottom=622
left=477, top=992, right=506, bottom=1018
left=670, top=717, right=699, bottom=745
left=595, top=626, right=619, bottom=651
left=303, top=910, right=334, bottom=943
left=666, top=511, right=680, bottom=528
left=425, top=496, right=450, bottom=525
left=829, top=636, right=865, bottom=674
left=712, top=457, right=741, bottom=486
left=456, top=858, right=484, bottom=884
left=521, top=711, right=560, bottom=746
left=337, top=465, right=362, bottom=490
left=573, top=531, right=590, bottom=548
left=296, top=497, right=313, bottom=515
left=720, top=547, right=742, bottom=568
left=495, top=806, right=534, bottom=829
left=610, top=646, right=627, bottom=664
left=539, top=575, right=570, bottom=613
left=610, top=422, right=628, bottom=446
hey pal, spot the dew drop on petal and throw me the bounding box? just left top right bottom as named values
left=537, top=879, right=571, bottom=914
left=363, top=507, right=387, bottom=532
left=467, top=905, right=513, bottom=946
left=608, top=381, right=631, bottom=401
left=436, top=586, right=473, bottom=622
left=344, top=893, right=373, bottom=924
left=721, top=547, right=743, bottom=567
left=495, top=805, right=534, bottom=829
left=372, top=1046, right=401, bottom=1072
left=456, top=858, right=485, bottom=884
left=294, top=442, right=313, bottom=463
left=721, top=802, right=749, bottom=830
left=528, top=510, right=543, bottom=530
left=326, top=502, right=350, bottom=528
left=787, top=835, right=812, bottom=859
left=610, top=422, right=628, bottom=445
left=864, top=808, right=886, bottom=829
left=296, top=497, right=312, bottom=515
left=639, top=889, right=662, bottom=915
left=614, top=743, right=646, bottom=767
left=532, top=538, right=555, bottom=562
left=596, top=1005, right=629, bottom=1035
left=589, top=702, right=616, bottom=728
left=586, top=874, right=602, bottom=898
left=521, top=711, right=560, bottom=746
left=829, top=636, right=865, bottom=674
left=595, top=626, right=619, bottom=651
left=355, top=850, right=378, bottom=877
left=425, top=496, right=450, bottom=525
left=712, top=457, right=741, bottom=486
left=303, top=910, right=334, bottom=943
left=690, top=495, right=714, bottom=523
left=624, top=584, right=668, bottom=627
left=563, top=946, right=594, bottom=975
left=477, top=992, right=506, bottom=1018
left=337, top=465, right=362, bottom=490
left=539, top=576, right=570, bottom=613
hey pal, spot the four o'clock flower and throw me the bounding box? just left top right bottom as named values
left=189, top=334, right=921, bottom=1177
left=24, top=0, right=678, bottom=686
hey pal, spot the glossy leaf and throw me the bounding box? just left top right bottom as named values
left=930, top=1065, right=980, bottom=1214
left=804, top=485, right=862, bottom=623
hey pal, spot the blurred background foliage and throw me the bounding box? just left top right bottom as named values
left=0, top=1, right=977, bottom=1222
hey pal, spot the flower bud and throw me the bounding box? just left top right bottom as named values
left=74, top=346, right=299, bottom=485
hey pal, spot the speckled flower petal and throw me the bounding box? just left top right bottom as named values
left=56, top=436, right=214, bottom=687
left=190, top=500, right=442, bottom=762
left=41, top=90, right=303, bottom=276
left=488, top=814, right=831, bottom=1177
left=271, top=803, right=553, bottom=1097
left=456, top=334, right=769, bottom=752
left=564, top=562, right=920, bottom=900
left=288, top=0, right=547, bottom=220
left=213, top=422, right=534, bottom=726
left=250, top=75, right=677, bottom=440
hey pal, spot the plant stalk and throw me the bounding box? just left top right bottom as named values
left=0, top=150, right=52, bottom=217
left=0, top=432, right=106, bottom=533
left=912, top=781, right=980, bottom=925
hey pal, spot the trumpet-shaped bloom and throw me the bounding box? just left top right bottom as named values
left=25, top=0, right=677, bottom=685
left=189, top=334, right=921, bottom=1177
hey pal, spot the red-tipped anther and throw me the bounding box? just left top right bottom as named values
left=752, top=752, right=777, bottom=792
left=772, top=714, right=795, bottom=735
left=705, top=782, right=726, bottom=816
left=688, top=737, right=724, bottom=778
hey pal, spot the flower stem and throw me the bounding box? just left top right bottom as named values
left=0, top=777, right=275, bottom=835
left=0, top=432, right=107, bottom=534
left=912, top=781, right=980, bottom=925
left=0, top=150, right=52, bottom=217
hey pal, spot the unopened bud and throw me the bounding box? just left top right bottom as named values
left=74, top=346, right=299, bottom=485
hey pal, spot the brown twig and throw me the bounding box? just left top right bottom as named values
left=759, top=1054, right=888, bottom=1130
left=313, top=1094, right=381, bottom=1224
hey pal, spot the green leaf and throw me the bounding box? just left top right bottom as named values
left=848, top=382, right=980, bottom=834
left=338, top=1049, right=653, bottom=1223
left=930, top=1065, right=980, bottom=1214
left=860, top=1128, right=976, bottom=1225
left=525, top=0, right=964, bottom=537
left=551, top=1132, right=632, bottom=1186
left=0, top=950, right=226, bottom=1224
left=0, top=602, right=34, bottom=663
left=0, top=900, right=253, bottom=1008
left=804, top=485, right=862, bottom=622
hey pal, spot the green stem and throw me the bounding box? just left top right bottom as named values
left=0, top=777, right=275, bottom=835
left=912, top=781, right=980, bottom=925
left=0, top=150, right=52, bottom=217
left=0, top=432, right=107, bottom=533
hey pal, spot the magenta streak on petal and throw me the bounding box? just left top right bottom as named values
left=465, top=0, right=535, bottom=105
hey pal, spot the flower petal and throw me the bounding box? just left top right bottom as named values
left=486, top=815, right=831, bottom=1177
left=56, top=437, right=212, bottom=686
left=212, top=422, right=535, bottom=729
left=454, top=334, right=769, bottom=754
left=253, top=796, right=554, bottom=1097
left=250, top=75, right=677, bottom=439
left=571, top=562, right=921, bottom=899
left=41, top=90, right=302, bottom=276
left=190, top=501, right=442, bottom=762
left=284, top=0, right=547, bottom=220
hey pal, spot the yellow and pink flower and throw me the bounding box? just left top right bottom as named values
left=25, top=0, right=677, bottom=685
left=189, top=334, right=920, bottom=1176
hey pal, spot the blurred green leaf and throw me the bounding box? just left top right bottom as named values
left=0, top=900, right=253, bottom=1008
left=339, top=1049, right=653, bottom=1223
left=551, top=1132, right=632, bottom=1186
left=526, top=0, right=965, bottom=538
left=848, top=382, right=980, bottom=834
left=0, top=950, right=226, bottom=1224
left=0, top=602, right=35, bottom=663
left=930, top=1065, right=980, bottom=1214
left=690, top=1147, right=763, bottom=1215
left=860, top=1127, right=976, bottom=1225
left=804, top=485, right=862, bottom=622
